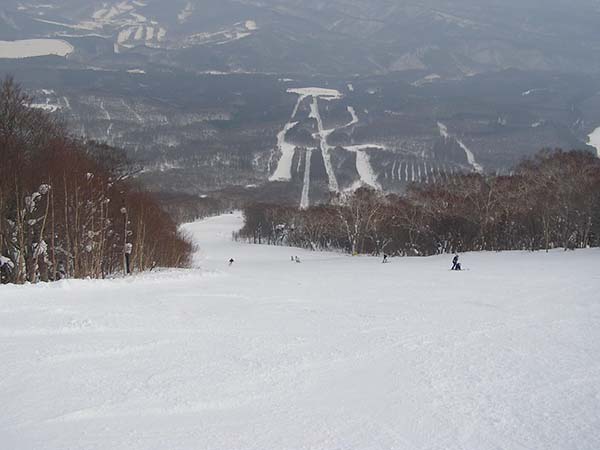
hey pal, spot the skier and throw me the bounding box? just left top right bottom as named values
left=451, top=254, right=460, bottom=271
left=228, top=258, right=235, bottom=266
left=291, top=256, right=294, bottom=262
left=382, top=254, right=389, bottom=263
left=294, top=256, right=301, bottom=263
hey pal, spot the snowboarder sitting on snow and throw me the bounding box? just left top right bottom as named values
left=228, top=258, right=235, bottom=266
left=451, top=254, right=461, bottom=271
left=294, top=256, right=301, bottom=263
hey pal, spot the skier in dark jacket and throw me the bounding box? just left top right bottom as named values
left=451, top=254, right=460, bottom=270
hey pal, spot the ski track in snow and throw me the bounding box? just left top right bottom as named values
left=1, top=213, right=600, bottom=450
left=438, top=122, right=483, bottom=173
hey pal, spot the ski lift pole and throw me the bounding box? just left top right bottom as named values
left=124, top=242, right=133, bottom=275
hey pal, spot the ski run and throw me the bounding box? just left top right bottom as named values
left=438, top=122, right=483, bottom=173
left=1, top=212, right=600, bottom=450
left=270, top=87, right=385, bottom=207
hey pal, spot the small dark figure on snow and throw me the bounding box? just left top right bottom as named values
left=451, top=255, right=461, bottom=271
left=294, top=256, right=301, bottom=263
left=229, top=258, right=235, bottom=266
left=291, top=256, right=294, bottom=262
left=382, top=254, right=389, bottom=263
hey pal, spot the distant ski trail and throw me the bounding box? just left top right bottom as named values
left=99, top=100, right=111, bottom=121
left=99, top=100, right=112, bottom=137
left=291, top=94, right=307, bottom=119
left=342, top=107, right=384, bottom=189
left=269, top=121, right=299, bottom=182
left=272, top=88, right=385, bottom=205
left=345, top=106, right=359, bottom=128
left=271, top=88, right=343, bottom=197
left=354, top=150, right=380, bottom=189
left=310, top=96, right=339, bottom=192
left=438, top=122, right=483, bottom=173
left=346, top=145, right=384, bottom=190
left=300, top=149, right=313, bottom=209
left=270, top=93, right=307, bottom=182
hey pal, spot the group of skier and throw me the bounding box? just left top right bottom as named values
left=228, top=254, right=462, bottom=270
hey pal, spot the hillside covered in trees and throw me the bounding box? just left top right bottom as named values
left=237, top=150, right=600, bottom=256
left=0, top=78, right=192, bottom=284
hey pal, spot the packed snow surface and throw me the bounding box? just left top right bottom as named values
left=1, top=213, right=600, bottom=450
left=0, top=39, right=73, bottom=58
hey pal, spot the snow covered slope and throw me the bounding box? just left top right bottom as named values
left=0, top=39, right=73, bottom=58
left=1, top=213, right=600, bottom=450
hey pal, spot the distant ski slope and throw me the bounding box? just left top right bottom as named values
left=0, top=39, right=73, bottom=58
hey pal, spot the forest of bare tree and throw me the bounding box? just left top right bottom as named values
left=0, top=78, right=192, bottom=284
left=237, top=150, right=600, bottom=256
